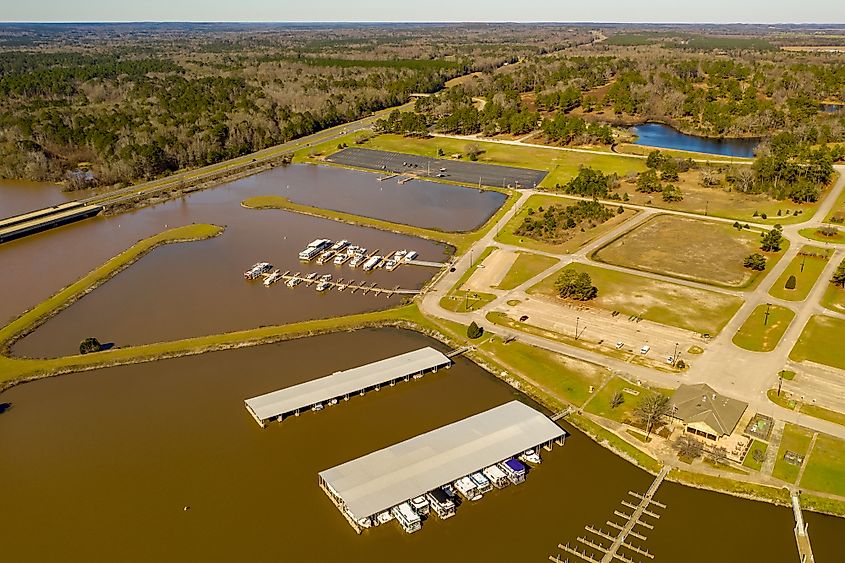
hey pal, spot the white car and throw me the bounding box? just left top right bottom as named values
left=615, top=341, right=624, bottom=349
left=666, top=356, right=674, bottom=365
left=640, top=345, right=650, bottom=354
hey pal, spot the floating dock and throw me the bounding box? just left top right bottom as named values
left=244, top=347, right=451, bottom=427
left=318, top=401, right=566, bottom=533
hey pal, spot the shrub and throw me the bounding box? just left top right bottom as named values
left=554, top=269, right=598, bottom=300
left=744, top=253, right=767, bottom=271
left=467, top=321, right=484, bottom=339
left=785, top=275, right=797, bottom=290
left=79, top=337, right=102, bottom=354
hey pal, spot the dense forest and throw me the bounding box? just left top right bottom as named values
left=0, top=23, right=593, bottom=187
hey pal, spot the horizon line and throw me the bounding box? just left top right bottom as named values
left=2, top=20, right=845, bottom=26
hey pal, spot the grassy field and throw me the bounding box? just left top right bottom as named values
left=495, top=193, right=639, bottom=253
left=529, top=263, right=744, bottom=335
left=825, top=182, right=845, bottom=223
left=742, top=440, right=769, bottom=471
left=620, top=170, right=821, bottom=226
left=732, top=304, right=795, bottom=352
left=477, top=337, right=610, bottom=407
left=494, top=252, right=559, bottom=290
left=583, top=376, right=672, bottom=425
left=790, top=315, right=845, bottom=370
left=767, top=389, right=845, bottom=427
left=768, top=247, right=831, bottom=301
left=773, top=424, right=816, bottom=484
left=592, top=214, right=785, bottom=288
left=439, top=246, right=498, bottom=312
left=798, top=226, right=845, bottom=244
left=801, top=433, right=845, bottom=497
left=821, top=260, right=845, bottom=315
left=362, top=134, right=647, bottom=188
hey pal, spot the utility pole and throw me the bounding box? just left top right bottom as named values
left=704, top=200, right=709, bottom=216
left=764, top=303, right=772, bottom=326
left=673, top=342, right=679, bottom=366
left=777, top=372, right=783, bottom=397
left=575, top=316, right=579, bottom=340
left=800, top=254, right=806, bottom=272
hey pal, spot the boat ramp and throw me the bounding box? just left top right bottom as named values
left=319, top=401, right=566, bottom=534
left=244, top=347, right=451, bottom=427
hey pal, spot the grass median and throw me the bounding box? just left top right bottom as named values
left=768, top=246, right=831, bottom=302
left=732, top=304, right=795, bottom=352
left=790, top=315, right=845, bottom=370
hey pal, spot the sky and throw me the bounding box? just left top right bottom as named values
left=2, top=0, right=844, bottom=24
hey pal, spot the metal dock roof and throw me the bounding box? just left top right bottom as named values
left=244, top=347, right=450, bottom=423
left=318, top=401, right=564, bottom=519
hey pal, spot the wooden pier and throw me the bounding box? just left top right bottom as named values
left=550, top=466, right=670, bottom=563
left=276, top=272, right=420, bottom=297
left=791, top=492, right=815, bottom=563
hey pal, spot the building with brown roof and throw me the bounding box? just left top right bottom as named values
left=669, top=383, right=748, bottom=441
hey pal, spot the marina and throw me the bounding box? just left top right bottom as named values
left=244, top=347, right=451, bottom=427
left=318, top=400, right=566, bottom=534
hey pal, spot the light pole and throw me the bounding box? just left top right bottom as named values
left=575, top=316, right=580, bottom=340
left=763, top=303, right=771, bottom=326
left=673, top=342, right=679, bottom=366
left=778, top=371, right=784, bottom=397
left=800, top=254, right=806, bottom=273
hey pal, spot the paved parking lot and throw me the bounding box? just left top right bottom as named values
left=327, top=147, right=547, bottom=189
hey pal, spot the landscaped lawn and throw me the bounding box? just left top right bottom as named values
left=732, top=304, right=795, bottom=352
left=478, top=337, right=610, bottom=407
left=494, top=252, right=559, bottom=290
left=439, top=246, right=497, bottom=312
left=768, top=246, right=831, bottom=301
left=583, top=375, right=672, bottom=425
left=800, top=433, right=845, bottom=497
left=529, top=263, right=744, bottom=335
left=591, top=214, right=787, bottom=289
left=495, top=193, right=638, bottom=253
left=799, top=226, right=845, bottom=244
left=364, top=134, right=647, bottom=188
left=821, top=259, right=845, bottom=315
left=742, top=439, right=769, bottom=471
left=773, top=424, right=815, bottom=484
left=790, top=315, right=845, bottom=370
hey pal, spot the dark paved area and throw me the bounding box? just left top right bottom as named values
left=327, top=147, right=547, bottom=189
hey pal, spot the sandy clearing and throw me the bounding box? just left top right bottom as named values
left=462, top=249, right=518, bottom=292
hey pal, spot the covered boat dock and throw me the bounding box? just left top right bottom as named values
left=244, top=347, right=451, bottom=427
left=318, top=400, right=566, bottom=533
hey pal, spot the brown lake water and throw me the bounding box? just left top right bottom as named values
left=0, top=329, right=840, bottom=563
left=0, top=179, right=99, bottom=218
left=234, top=163, right=506, bottom=232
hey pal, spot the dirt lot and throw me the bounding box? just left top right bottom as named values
left=593, top=214, right=769, bottom=287
left=462, top=249, right=518, bottom=292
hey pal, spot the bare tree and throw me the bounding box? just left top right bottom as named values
left=675, top=435, right=703, bottom=459
left=634, top=394, right=671, bottom=438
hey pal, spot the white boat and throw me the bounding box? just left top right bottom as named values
left=499, top=458, right=527, bottom=484
left=349, top=253, right=366, bottom=268
left=470, top=471, right=493, bottom=493
left=410, top=495, right=430, bottom=516
left=454, top=477, right=482, bottom=501
left=334, top=252, right=352, bottom=265
left=376, top=510, right=393, bottom=525
left=426, top=488, right=456, bottom=519
left=357, top=517, right=372, bottom=529
left=286, top=277, right=302, bottom=288
left=404, top=251, right=418, bottom=262
left=315, top=281, right=331, bottom=292
left=362, top=256, right=382, bottom=271
left=316, top=250, right=335, bottom=264
left=263, top=270, right=282, bottom=287
left=384, top=259, right=398, bottom=271
left=304, top=272, right=317, bottom=281
left=519, top=449, right=542, bottom=465
left=441, top=483, right=457, bottom=498
left=244, top=262, right=272, bottom=280
left=331, top=239, right=350, bottom=252
left=482, top=464, right=509, bottom=489
left=391, top=502, right=422, bottom=533
left=311, top=403, right=324, bottom=411
left=299, top=239, right=332, bottom=261
left=319, top=273, right=332, bottom=282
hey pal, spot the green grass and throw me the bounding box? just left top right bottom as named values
left=0, top=224, right=225, bottom=354
left=439, top=290, right=497, bottom=313
left=801, top=433, right=845, bottom=497
left=742, top=439, right=769, bottom=471
left=773, top=424, right=815, bottom=484
left=768, top=247, right=831, bottom=301
left=529, top=263, right=744, bottom=335
left=821, top=261, right=845, bottom=315
left=583, top=376, right=672, bottom=425
left=703, top=458, right=749, bottom=475
left=767, top=389, right=845, bottom=428
left=363, top=134, right=647, bottom=188
left=800, top=493, right=845, bottom=518
left=569, top=412, right=663, bottom=473
left=477, top=337, right=610, bottom=407
left=825, top=183, right=845, bottom=223
left=732, top=304, right=795, bottom=352
left=798, top=226, right=845, bottom=244
left=494, top=252, right=559, bottom=290
left=790, top=315, right=845, bottom=370
left=494, top=193, right=639, bottom=253
left=668, top=468, right=790, bottom=506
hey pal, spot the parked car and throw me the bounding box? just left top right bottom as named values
left=640, top=345, right=650, bottom=354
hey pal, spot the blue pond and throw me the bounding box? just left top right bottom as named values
left=632, top=123, right=759, bottom=158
